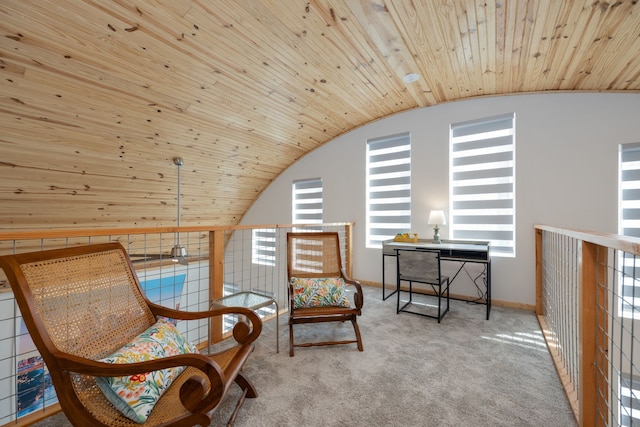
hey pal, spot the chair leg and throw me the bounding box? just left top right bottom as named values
left=234, top=372, right=258, bottom=399
left=351, top=317, right=364, bottom=351
left=408, top=281, right=413, bottom=304
left=289, top=321, right=295, bottom=357
left=396, top=278, right=401, bottom=314
left=226, top=373, right=257, bottom=427
left=445, top=279, right=450, bottom=315
left=437, top=284, right=442, bottom=323
left=432, top=279, right=451, bottom=323
left=226, top=387, right=248, bottom=427
left=438, top=279, right=450, bottom=322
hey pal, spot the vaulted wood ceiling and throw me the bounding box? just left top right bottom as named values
left=1, top=0, right=639, bottom=230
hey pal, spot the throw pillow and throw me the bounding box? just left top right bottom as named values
left=95, top=318, right=199, bottom=423
left=290, top=277, right=350, bottom=308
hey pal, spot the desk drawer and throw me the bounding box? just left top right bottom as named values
left=440, top=249, right=489, bottom=262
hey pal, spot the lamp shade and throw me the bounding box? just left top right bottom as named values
left=428, top=210, right=446, bottom=226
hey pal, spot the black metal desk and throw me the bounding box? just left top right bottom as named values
left=381, top=239, right=491, bottom=320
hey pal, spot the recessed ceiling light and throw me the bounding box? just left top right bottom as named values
left=403, top=73, right=420, bottom=83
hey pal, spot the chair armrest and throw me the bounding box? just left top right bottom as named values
left=56, top=351, right=219, bottom=378
left=342, top=269, right=364, bottom=310
left=56, top=350, right=229, bottom=413
left=147, top=303, right=263, bottom=345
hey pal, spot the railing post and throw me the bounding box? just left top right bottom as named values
left=535, top=228, right=543, bottom=316
left=345, top=223, right=353, bottom=278
left=580, top=241, right=603, bottom=427
left=210, top=229, right=225, bottom=343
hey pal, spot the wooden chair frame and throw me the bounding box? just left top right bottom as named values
left=286, top=232, right=363, bottom=357
left=0, top=242, right=262, bottom=427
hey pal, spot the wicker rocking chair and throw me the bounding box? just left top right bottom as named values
left=287, top=232, right=364, bottom=357
left=0, top=242, right=262, bottom=427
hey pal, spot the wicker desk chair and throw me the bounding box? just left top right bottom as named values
left=286, top=232, right=364, bottom=357
left=0, top=242, right=262, bottom=427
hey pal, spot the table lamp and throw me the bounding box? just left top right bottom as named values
left=428, top=210, right=446, bottom=243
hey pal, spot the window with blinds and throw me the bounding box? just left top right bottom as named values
left=620, top=143, right=640, bottom=237
left=450, top=114, right=515, bottom=256
left=366, top=132, right=411, bottom=248
left=251, top=228, right=277, bottom=266
left=619, top=372, right=640, bottom=426
left=292, top=178, right=323, bottom=231
left=618, top=142, right=640, bottom=318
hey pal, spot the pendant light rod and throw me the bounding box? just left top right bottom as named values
left=171, top=157, right=187, bottom=263
left=174, top=157, right=183, bottom=230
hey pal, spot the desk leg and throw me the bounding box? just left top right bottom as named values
left=382, top=253, right=398, bottom=300
left=486, top=260, right=491, bottom=320
left=445, top=259, right=491, bottom=320
left=274, top=300, right=279, bottom=353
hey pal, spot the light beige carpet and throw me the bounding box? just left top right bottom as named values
left=33, top=285, right=576, bottom=427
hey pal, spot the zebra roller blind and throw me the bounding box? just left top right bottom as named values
left=620, top=142, right=640, bottom=238
left=366, top=132, right=411, bottom=248
left=293, top=178, right=323, bottom=230
left=619, top=142, right=640, bottom=318
left=450, top=113, right=515, bottom=256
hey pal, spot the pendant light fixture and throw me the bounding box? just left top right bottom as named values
left=170, top=157, right=188, bottom=264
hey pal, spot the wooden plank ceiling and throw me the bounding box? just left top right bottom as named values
left=1, top=0, right=639, bottom=230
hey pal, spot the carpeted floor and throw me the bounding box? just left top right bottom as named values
left=33, top=285, right=576, bottom=427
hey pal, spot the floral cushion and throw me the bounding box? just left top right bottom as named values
left=95, top=318, right=199, bottom=423
left=290, top=277, right=350, bottom=308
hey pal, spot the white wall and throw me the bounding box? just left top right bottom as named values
left=242, top=93, right=640, bottom=306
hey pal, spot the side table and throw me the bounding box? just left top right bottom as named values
left=211, top=291, right=279, bottom=353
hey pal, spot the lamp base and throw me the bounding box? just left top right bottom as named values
left=432, top=225, right=441, bottom=244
